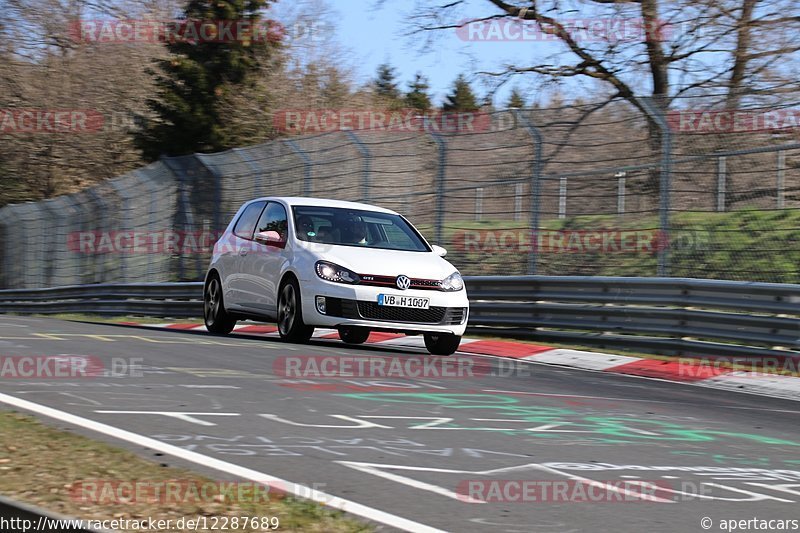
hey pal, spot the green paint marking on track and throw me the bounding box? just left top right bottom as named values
left=339, top=392, right=800, bottom=446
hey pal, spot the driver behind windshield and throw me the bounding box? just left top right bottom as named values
left=341, top=218, right=368, bottom=245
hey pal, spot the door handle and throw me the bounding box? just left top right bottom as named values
left=239, top=249, right=248, bottom=256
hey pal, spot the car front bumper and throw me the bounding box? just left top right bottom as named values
left=300, top=279, right=469, bottom=336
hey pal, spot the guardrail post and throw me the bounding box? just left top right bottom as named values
left=426, top=123, right=447, bottom=246
left=344, top=130, right=371, bottom=203
left=777, top=150, right=786, bottom=209
left=283, top=139, right=313, bottom=197
left=513, top=109, right=543, bottom=275
left=716, top=156, right=727, bottom=212
left=637, top=97, right=672, bottom=277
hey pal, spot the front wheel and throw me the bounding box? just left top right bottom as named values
left=338, top=326, right=370, bottom=344
left=204, top=275, right=236, bottom=334
left=424, top=333, right=461, bottom=356
left=277, top=278, right=314, bottom=343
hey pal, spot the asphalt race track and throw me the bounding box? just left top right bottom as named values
left=1, top=316, right=800, bottom=532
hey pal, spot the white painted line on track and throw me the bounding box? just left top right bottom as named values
left=0, top=391, right=446, bottom=533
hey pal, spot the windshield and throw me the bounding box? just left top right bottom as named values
left=292, top=205, right=430, bottom=252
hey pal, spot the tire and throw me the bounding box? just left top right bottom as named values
left=204, top=275, right=236, bottom=334
left=424, top=333, right=461, bottom=356
left=277, top=278, right=314, bottom=343
left=338, top=326, right=370, bottom=344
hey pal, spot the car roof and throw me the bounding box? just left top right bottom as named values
left=250, top=197, right=399, bottom=215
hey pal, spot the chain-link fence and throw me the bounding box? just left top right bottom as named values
left=1, top=96, right=798, bottom=288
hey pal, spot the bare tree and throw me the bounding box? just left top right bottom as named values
left=411, top=0, right=800, bottom=115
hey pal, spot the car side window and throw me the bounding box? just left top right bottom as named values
left=255, top=202, right=288, bottom=241
left=233, top=201, right=266, bottom=240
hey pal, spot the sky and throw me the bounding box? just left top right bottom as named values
left=319, top=0, right=561, bottom=107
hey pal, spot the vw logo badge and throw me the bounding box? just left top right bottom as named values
left=396, top=275, right=411, bottom=290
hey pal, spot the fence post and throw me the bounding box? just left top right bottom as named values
left=232, top=147, right=263, bottom=195
left=283, top=139, right=313, bottom=197
left=513, top=109, right=543, bottom=275
left=716, top=156, right=727, bottom=212
left=0, top=207, right=10, bottom=288
left=637, top=97, right=672, bottom=277
left=558, top=177, right=568, bottom=219
left=777, top=150, right=786, bottom=209
left=475, top=187, right=484, bottom=221
left=426, top=124, right=447, bottom=246
left=108, top=178, right=132, bottom=282
left=193, top=154, right=223, bottom=242
left=84, top=189, right=109, bottom=284
left=514, top=182, right=523, bottom=221
left=57, top=194, right=85, bottom=285
left=344, top=130, right=371, bottom=203
left=616, top=171, right=626, bottom=216
left=134, top=171, right=161, bottom=281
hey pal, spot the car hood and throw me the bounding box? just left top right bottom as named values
left=299, top=242, right=458, bottom=279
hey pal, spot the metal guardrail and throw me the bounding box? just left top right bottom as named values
left=0, top=494, right=112, bottom=532
left=0, top=277, right=797, bottom=359
left=466, top=276, right=800, bottom=360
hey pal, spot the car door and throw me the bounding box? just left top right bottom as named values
left=224, top=201, right=266, bottom=309
left=240, top=201, right=290, bottom=316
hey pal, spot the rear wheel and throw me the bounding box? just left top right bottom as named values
left=277, top=278, right=314, bottom=343
left=204, top=275, right=236, bottom=334
left=338, top=326, right=370, bottom=344
left=424, top=333, right=461, bottom=356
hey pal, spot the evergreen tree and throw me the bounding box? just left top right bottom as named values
left=374, top=63, right=400, bottom=101
left=507, top=88, right=526, bottom=108
left=136, top=0, right=280, bottom=159
left=405, top=73, right=432, bottom=111
left=442, top=74, right=479, bottom=112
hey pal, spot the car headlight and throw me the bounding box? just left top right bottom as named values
left=315, top=261, right=360, bottom=284
left=440, top=271, right=464, bottom=292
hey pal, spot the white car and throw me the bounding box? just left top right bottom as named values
left=203, top=197, right=469, bottom=355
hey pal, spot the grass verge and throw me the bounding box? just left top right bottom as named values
left=0, top=412, right=371, bottom=532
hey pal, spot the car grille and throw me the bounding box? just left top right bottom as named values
left=357, top=274, right=443, bottom=291
left=357, top=301, right=447, bottom=323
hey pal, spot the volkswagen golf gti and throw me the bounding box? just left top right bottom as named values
left=203, top=197, right=468, bottom=355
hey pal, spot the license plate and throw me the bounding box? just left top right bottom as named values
left=377, top=294, right=430, bottom=309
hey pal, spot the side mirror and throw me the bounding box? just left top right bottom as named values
left=431, top=244, right=447, bottom=257
left=255, top=230, right=286, bottom=248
